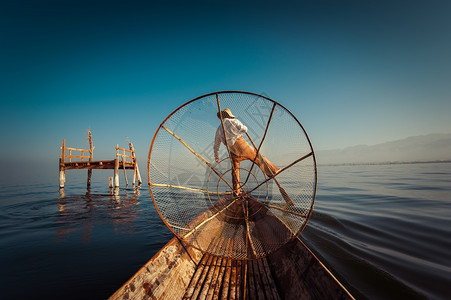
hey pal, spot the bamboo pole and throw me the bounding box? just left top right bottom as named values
left=183, top=197, right=240, bottom=239
left=242, top=103, right=276, bottom=186
left=150, top=182, right=231, bottom=195
left=265, top=204, right=307, bottom=218
left=161, top=125, right=234, bottom=192
left=122, top=156, right=129, bottom=187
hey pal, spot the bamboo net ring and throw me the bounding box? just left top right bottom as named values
left=147, top=91, right=317, bottom=260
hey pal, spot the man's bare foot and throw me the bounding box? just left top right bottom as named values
left=234, top=189, right=243, bottom=197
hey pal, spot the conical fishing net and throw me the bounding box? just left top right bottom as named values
left=148, top=91, right=317, bottom=259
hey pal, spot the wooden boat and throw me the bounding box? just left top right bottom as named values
left=109, top=196, right=354, bottom=299
left=110, top=92, right=353, bottom=299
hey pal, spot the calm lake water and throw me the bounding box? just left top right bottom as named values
left=0, top=163, right=450, bottom=299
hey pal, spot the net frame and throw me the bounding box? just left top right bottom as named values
left=147, top=91, right=317, bottom=260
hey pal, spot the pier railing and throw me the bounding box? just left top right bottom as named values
left=115, top=145, right=135, bottom=164
left=60, top=130, right=93, bottom=163
left=60, top=141, right=93, bottom=163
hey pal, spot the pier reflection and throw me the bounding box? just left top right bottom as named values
left=56, top=187, right=141, bottom=243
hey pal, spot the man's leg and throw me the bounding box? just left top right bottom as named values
left=234, top=137, right=280, bottom=177
left=231, top=156, right=242, bottom=196
left=258, top=155, right=280, bottom=177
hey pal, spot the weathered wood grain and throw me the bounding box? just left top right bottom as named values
left=110, top=224, right=354, bottom=300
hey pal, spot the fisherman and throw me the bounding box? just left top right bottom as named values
left=214, top=108, right=280, bottom=196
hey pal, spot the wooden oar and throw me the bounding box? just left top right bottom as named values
left=245, top=132, right=294, bottom=206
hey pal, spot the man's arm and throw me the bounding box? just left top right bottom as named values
left=235, top=119, right=247, bottom=133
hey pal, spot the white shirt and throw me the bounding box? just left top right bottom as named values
left=214, top=118, right=247, bottom=159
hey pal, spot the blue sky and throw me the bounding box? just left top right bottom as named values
left=1, top=0, right=450, bottom=182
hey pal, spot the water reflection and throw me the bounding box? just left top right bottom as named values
left=56, top=187, right=141, bottom=243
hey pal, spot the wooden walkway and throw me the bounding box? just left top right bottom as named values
left=59, top=130, right=142, bottom=188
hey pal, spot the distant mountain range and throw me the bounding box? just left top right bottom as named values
left=316, top=133, right=451, bottom=165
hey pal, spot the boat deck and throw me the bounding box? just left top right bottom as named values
left=110, top=196, right=353, bottom=299
left=183, top=252, right=278, bottom=299
left=110, top=236, right=353, bottom=300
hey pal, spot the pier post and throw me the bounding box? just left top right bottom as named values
left=87, top=130, right=93, bottom=188
left=136, top=163, right=142, bottom=185
left=59, top=140, right=66, bottom=188
left=59, top=159, right=65, bottom=188
left=87, top=169, right=92, bottom=188
left=128, top=142, right=142, bottom=186
left=122, top=157, right=129, bottom=187
left=114, top=157, right=120, bottom=188
left=132, top=166, right=136, bottom=187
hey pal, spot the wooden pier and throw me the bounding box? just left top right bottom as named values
left=59, top=130, right=142, bottom=189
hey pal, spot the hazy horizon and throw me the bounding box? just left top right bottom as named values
left=316, top=133, right=451, bottom=165
left=1, top=0, right=450, bottom=183
left=2, top=131, right=450, bottom=186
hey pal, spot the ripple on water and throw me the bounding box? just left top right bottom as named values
left=304, top=163, right=451, bottom=299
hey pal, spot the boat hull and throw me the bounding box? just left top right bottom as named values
left=109, top=236, right=353, bottom=299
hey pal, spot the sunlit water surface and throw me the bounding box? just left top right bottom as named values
left=0, top=163, right=450, bottom=299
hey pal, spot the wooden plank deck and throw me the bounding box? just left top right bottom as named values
left=61, top=160, right=136, bottom=170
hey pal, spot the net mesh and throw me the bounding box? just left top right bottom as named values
left=148, top=91, right=317, bottom=259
